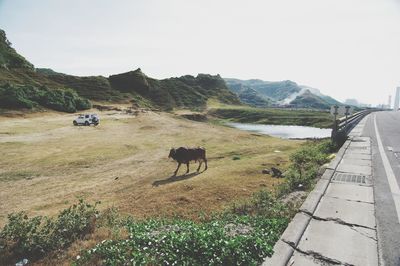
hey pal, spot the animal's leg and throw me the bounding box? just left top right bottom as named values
left=186, top=162, right=190, bottom=174
left=174, top=163, right=181, bottom=176
left=197, top=161, right=202, bottom=172
left=204, top=159, right=208, bottom=171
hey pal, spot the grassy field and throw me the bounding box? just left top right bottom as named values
left=0, top=105, right=303, bottom=227
left=206, top=100, right=334, bottom=128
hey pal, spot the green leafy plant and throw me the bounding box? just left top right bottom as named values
left=0, top=200, right=99, bottom=264
left=76, top=215, right=287, bottom=266
left=279, top=140, right=334, bottom=193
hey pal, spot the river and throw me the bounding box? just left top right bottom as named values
left=227, top=122, right=331, bottom=139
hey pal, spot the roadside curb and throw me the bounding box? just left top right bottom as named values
left=263, top=139, right=351, bottom=266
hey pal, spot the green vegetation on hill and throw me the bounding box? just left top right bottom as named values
left=0, top=28, right=339, bottom=115
left=0, top=29, right=241, bottom=112
left=108, top=70, right=240, bottom=110
left=0, top=83, right=91, bottom=112
left=290, top=90, right=330, bottom=109
left=224, top=78, right=341, bottom=110
left=234, top=88, right=271, bottom=107
left=225, top=79, right=300, bottom=102
left=38, top=70, right=128, bottom=102
left=0, top=30, right=34, bottom=70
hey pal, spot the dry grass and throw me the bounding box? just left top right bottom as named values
left=0, top=106, right=303, bottom=226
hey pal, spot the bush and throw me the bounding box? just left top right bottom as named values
left=0, top=84, right=91, bottom=112
left=75, top=97, right=92, bottom=110
left=280, top=140, right=333, bottom=193
left=0, top=84, right=36, bottom=109
left=0, top=200, right=99, bottom=264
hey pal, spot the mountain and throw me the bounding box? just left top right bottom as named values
left=234, top=88, right=271, bottom=107
left=299, top=85, right=341, bottom=105
left=225, top=79, right=300, bottom=102
left=0, top=29, right=240, bottom=112
left=224, top=78, right=341, bottom=109
left=290, top=90, right=331, bottom=109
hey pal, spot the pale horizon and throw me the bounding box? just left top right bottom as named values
left=1, top=0, right=399, bottom=106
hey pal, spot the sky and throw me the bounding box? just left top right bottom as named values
left=0, top=0, right=399, bottom=106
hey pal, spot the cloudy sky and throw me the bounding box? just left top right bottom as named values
left=0, top=0, right=399, bottom=105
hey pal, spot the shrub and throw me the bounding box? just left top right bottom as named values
left=0, top=84, right=91, bottom=112
left=0, top=84, right=36, bottom=109
left=0, top=200, right=99, bottom=264
left=280, top=140, right=333, bottom=193
left=75, top=97, right=92, bottom=110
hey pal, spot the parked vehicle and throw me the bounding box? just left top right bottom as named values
left=73, top=114, right=100, bottom=126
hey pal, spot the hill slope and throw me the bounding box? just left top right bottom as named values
left=224, top=78, right=341, bottom=109
left=0, top=29, right=240, bottom=112
left=0, top=30, right=34, bottom=70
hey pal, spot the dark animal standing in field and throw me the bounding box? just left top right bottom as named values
left=168, top=147, right=208, bottom=176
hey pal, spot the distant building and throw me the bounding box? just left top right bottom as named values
left=394, top=87, right=400, bottom=111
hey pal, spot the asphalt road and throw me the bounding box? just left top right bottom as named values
left=363, top=111, right=400, bottom=266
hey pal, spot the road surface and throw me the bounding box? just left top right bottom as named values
left=364, top=111, right=400, bottom=266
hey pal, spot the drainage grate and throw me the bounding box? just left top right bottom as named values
left=332, top=173, right=367, bottom=184
left=349, top=146, right=369, bottom=150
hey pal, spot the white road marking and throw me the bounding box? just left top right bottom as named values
left=374, top=115, right=400, bottom=223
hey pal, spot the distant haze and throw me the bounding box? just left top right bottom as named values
left=0, top=0, right=399, bottom=105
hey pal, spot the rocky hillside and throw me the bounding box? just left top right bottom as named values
left=225, top=78, right=341, bottom=109
left=0, top=29, right=240, bottom=112
left=0, top=30, right=34, bottom=70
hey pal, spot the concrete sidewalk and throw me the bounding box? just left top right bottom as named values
left=264, top=117, right=378, bottom=265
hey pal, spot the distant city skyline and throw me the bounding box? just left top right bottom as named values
left=0, top=0, right=399, bottom=105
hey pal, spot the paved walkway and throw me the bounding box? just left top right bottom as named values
left=264, top=117, right=378, bottom=265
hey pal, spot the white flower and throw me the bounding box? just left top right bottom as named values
left=76, top=255, right=81, bottom=260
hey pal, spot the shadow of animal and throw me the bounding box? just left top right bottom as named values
left=168, top=147, right=208, bottom=176
left=152, top=172, right=201, bottom=187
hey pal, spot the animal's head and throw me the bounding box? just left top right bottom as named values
left=168, top=148, right=176, bottom=159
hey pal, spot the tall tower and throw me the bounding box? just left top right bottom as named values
left=388, top=95, right=392, bottom=109
left=394, top=87, right=400, bottom=111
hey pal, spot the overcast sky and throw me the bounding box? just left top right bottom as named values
left=0, top=0, right=399, bottom=105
